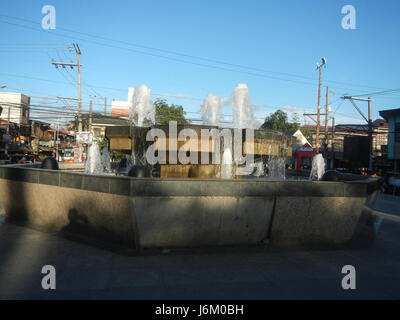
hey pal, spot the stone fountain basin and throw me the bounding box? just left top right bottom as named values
left=0, top=165, right=380, bottom=251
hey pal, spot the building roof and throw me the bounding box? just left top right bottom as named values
left=379, top=108, right=400, bottom=120
left=301, top=119, right=387, bottom=134
left=92, top=114, right=130, bottom=126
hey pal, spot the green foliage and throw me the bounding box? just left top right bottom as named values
left=301, top=128, right=314, bottom=140
left=261, top=110, right=300, bottom=132
left=154, top=98, right=188, bottom=125
left=94, top=136, right=124, bottom=161
left=110, top=150, right=126, bottom=162
left=96, top=136, right=108, bottom=152
left=131, top=113, right=154, bottom=127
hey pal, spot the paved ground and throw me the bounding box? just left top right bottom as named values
left=0, top=194, right=399, bottom=300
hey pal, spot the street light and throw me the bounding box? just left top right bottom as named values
left=315, top=57, right=327, bottom=153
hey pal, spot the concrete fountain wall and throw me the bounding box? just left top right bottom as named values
left=0, top=165, right=378, bottom=251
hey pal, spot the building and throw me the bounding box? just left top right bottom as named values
left=78, top=113, right=131, bottom=137
left=379, top=108, right=400, bottom=172
left=0, top=92, right=32, bottom=159
left=289, top=129, right=311, bottom=147
left=301, top=119, right=389, bottom=170
left=0, top=92, right=30, bottom=125
left=111, top=88, right=134, bottom=118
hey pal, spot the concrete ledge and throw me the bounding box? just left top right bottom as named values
left=0, top=179, right=136, bottom=248
left=270, top=196, right=368, bottom=247
left=0, top=166, right=376, bottom=250
left=0, top=166, right=368, bottom=198
left=134, top=196, right=274, bottom=248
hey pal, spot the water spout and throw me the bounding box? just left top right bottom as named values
left=129, top=84, right=155, bottom=127
left=267, top=158, right=286, bottom=180
left=221, top=148, right=233, bottom=179
left=309, top=154, right=325, bottom=181
left=85, top=142, right=104, bottom=175
left=231, top=83, right=259, bottom=129
left=101, top=147, right=112, bottom=173
left=200, top=94, right=222, bottom=126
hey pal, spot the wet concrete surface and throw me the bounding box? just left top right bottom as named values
left=0, top=194, right=399, bottom=300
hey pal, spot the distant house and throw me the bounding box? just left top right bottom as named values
left=293, top=143, right=317, bottom=170
left=289, top=129, right=311, bottom=148
left=300, top=120, right=388, bottom=169
left=111, top=88, right=135, bottom=118
left=379, top=108, right=400, bottom=172
left=0, top=92, right=30, bottom=125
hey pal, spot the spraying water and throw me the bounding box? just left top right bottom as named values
left=265, top=145, right=286, bottom=180
left=85, top=142, right=104, bottom=175
left=231, top=83, right=259, bottom=129
left=267, top=158, right=286, bottom=180
left=221, top=148, right=233, bottom=179
left=252, top=161, right=265, bottom=177
left=309, top=154, right=326, bottom=181
left=130, top=84, right=155, bottom=127
left=101, top=147, right=112, bottom=173
left=200, top=94, right=222, bottom=126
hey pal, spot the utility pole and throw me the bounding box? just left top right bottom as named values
left=89, top=100, right=93, bottom=132
left=5, top=105, right=10, bottom=157
left=331, top=117, right=335, bottom=169
left=341, top=95, right=374, bottom=171
left=6, top=105, right=10, bottom=134
left=89, top=95, right=107, bottom=116
left=316, top=66, right=322, bottom=153
left=56, top=124, right=59, bottom=161
left=325, top=86, right=330, bottom=149
left=76, top=44, right=82, bottom=132
left=51, top=43, right=82, bottom=131
left=315, top=57, right=327, bottom=153
left=368, top=97, right=373, bottom=171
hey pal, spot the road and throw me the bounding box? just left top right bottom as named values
left=0, top=193, right=399, bottom=299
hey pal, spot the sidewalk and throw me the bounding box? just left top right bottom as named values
left=0, top=193, right=399, bottom=299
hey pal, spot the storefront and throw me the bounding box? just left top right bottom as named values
left=294, top=143, right=318, bottom=170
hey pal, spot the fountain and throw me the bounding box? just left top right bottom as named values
left=252, top=161, right=265, bottom=177
left=85, top=142, right=104, bottom=175
left=231, top=83, right=259, bottom=129
left=129, top=84, right=155, bottom=127
left=200, top=94, right=223, bottom=126
left=0, top=94, right=379, bottom=252
left=128, top=84, right=155, bottom=166
left=309, top=153, right=326, bottom=181
left=264, top=144, right=286, bottom=180
left=267, top=157, right=286, bottom=180
left=221, top=148, right=233, bottom=179
left=101, top=147, right=112, bottom=173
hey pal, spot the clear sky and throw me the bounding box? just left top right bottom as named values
left=0, top=0, right=399, bottom=126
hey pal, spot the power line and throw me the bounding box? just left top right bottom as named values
left=2, top=15, right=400, bottom=96
left=2, top=14, right=399, bottom=94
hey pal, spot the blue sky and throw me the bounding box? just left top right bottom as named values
left=0, top=0, right=399, bottom=126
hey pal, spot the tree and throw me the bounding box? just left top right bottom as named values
left=261, top=110, right=300, bottom=132
left=154, top=98, right=188, bottom=125
left=301, top=128, right=313, bottom=141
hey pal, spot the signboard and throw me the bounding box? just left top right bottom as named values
left=76, top=131, right=90, bottom=144
left=38, top=140, right=52, bottom=147
left=73, top=145, right=80, bottom=163
left=75, top=131, right=94, bottom=144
